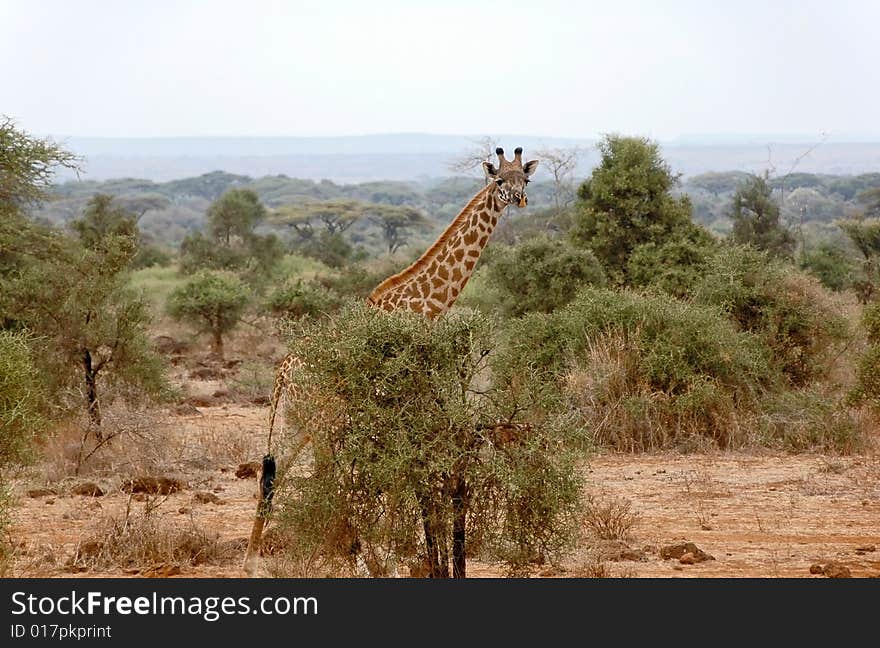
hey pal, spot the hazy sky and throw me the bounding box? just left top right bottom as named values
left=2, top=0, right=878, bottom=140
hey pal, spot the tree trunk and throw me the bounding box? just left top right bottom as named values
left=419, top=494, right=447, bottom=578
left=452, top=475, right=468, bottom=578
left=211, top=327, right=224, bottom=359
left=83, top=350, right=102, bottom=436
left=437, top=530, right=450, bottom=579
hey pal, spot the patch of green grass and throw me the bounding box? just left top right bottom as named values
left=128, top=265, right=186, bottom=314
left=275, top=253, right=332, bottom=280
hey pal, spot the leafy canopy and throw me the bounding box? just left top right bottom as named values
left=167, top=270, right=251, bottom=356
left=483, top=236, right=606, bottom=316
left=728, top=174, right=795, bottom=258
left=571, top=134, right=708, bottom=282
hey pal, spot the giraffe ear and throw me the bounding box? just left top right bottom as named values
left=522, top=159, right=539, bottom=177
left=482, top=161, right=498, bottom=178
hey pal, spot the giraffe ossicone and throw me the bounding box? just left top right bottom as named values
left=243, top=146, right=539, bottom=576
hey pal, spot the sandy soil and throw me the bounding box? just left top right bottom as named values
left=7, top=403, right=880, bottom=578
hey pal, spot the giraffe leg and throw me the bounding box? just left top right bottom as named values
left=243, top=352, right=382, bottom=577
left=243, top=430, right=311, bottom=576
left=243, top=371, right=285, bottom=576
left=243, top=515, right=266, bottom=576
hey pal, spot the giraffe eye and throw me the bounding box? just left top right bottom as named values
left=495, top=178, right=503, bottom=186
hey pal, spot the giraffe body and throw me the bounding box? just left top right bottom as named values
left=244, top=148, right=539, bottom=576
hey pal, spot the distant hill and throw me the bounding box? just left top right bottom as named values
left=50, top=133, right=880, bottom=183
left=59, top=133, right=593, bottom=156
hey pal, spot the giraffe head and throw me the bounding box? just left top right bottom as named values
left=482, top=147, right=539, bottom=208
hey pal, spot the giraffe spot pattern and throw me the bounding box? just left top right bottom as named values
left=366, top=187, right=508, bottom=316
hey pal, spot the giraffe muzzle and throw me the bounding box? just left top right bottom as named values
left=517, top=195, right=528, bottom=208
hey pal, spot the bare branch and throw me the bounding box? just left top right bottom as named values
left=447, top=136, right=499, bottom=182
left=536, top=146, right=580, bottom=209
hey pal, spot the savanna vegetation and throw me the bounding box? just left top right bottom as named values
left=2, top=117, right=879, bottom=577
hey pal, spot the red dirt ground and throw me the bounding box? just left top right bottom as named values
left=7, top=404, right=879, bottom=578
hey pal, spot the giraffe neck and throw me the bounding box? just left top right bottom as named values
left=367, top=184, right=506, bottom=318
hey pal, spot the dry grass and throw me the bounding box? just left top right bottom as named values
left=571, top=557, right=637, bottom=578
left=227, top=359, right=275, bottom=405
left=178, top=422, right=260, bottom=468
left=222, top=317, right=287, bottom=367
left=36, top=407, right=177, bottom=484
left=818, top=459, right=849, bottom=475
left=565, top=330, right=873, bottom=454
left=263, top=528, right=354, bottom=578
left=265, top=551, right=348, bottom=579
left=575, top=558, right=611, bottom=578
left=32, top=402, right=263, bottom=492
left=564, top=333, right=741, bottom=452
left=582, top=493, right=640, bottom=542
left=68, top=496, right=234, bottom=571
left=749, top=388, right=873, bottom=453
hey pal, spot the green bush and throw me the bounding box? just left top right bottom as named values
left=315, top=257, right=408, bottom=300
left=179, top=189, right=283, bottom=283
left=627, top=237, right=715, bottom=298
left=850, top=345, right=880, bottom=405
left=728, top=174, right=795, bottom=258
left=496, top=288, right=776, bottom=449
left=862, top=302, right=880, bottom=344
left=265, top=280, right=342, bottom=320
left=501, top=288, right=774, bottom=397
left=0, top=331, right=43, bottom=470
left=481, top=236, right=605, bottom=316
left=571, top=134, right=708, bottom=282
left=755, top=388, right=866, bottom=452
left=851, top=301, right=880, bottom=407
left=0, top=331, right=45, bottom=569
left=131, top=244, right=172, bottom=270
left=4, top=233, right=171, bottom=427
left=799, top=242, right=856, bottom=292
left=167, top=270, right=251, bottom=358
left=693, top=245, right=851, bottom=386
left=272, top=305, right=582, bottom=577
left=562, top=333, right=743, bottom=450
left=298, top=232, right=367, bottom=269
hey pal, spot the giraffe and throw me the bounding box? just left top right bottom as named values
left=243, top=147, right=539, bottom=576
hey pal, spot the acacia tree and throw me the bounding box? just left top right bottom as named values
left=271, top=200, right=366, bottom=239
left=167, top=270, right=251, bottom=359
left=115, top=194, right=170, bottom=221
left=70, top=194, right=139, bottom=248
left=1, top=119, right=166, bottom=436
left=4, top=233, right=168, bottom=433
left=0, top=115, right=77, bottom=214
left=535, top=146, right=579, bottom=209
left=270, top=200, right=367, bottom=267
left=274, top=306, right=581, bottom=578
left=571, top=134, right=708, bottom=283
left=728, top=173, right=795, bottom=258
left=0, top=117, right=77, bottom=275
left=180, top=189, right=282, bottom=280
left=365, top=204, right=432, bottom=254
left=70, top=194, right=174, bottom=270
